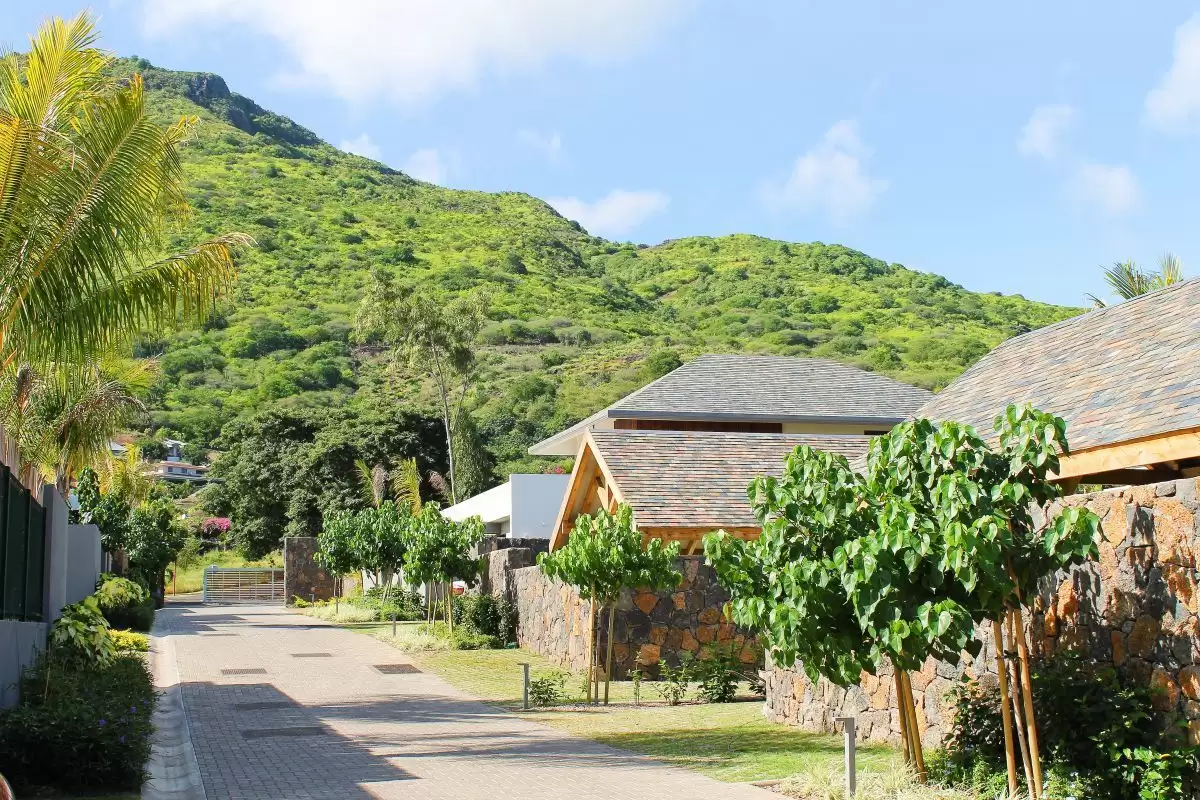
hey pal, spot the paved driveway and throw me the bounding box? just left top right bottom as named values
left=154, top=604, right=772, bottom=800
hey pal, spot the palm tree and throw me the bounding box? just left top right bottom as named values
left=1087, top=253, right=1184, bottom=307
left=100, top=442, right=154, bottom=507
left=0, top=12, right=249, bottom=369
left=0, top=357, right=153, bottom=494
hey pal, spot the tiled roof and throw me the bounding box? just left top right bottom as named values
left=590, top=429, right=872, bottom=530
left=611, top=354, right=932, bottom=421
left=917, top=279, right=1200, bottom=452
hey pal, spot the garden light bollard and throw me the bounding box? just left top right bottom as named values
left=519, top=662, right=531, bottom=710
left=836, top=716, right=857, bottom=798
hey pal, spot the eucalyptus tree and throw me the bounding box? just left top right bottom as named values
left=539, top=505, right=682, bottom=704
left=705, top=405, right=1098, bottom=794
left=356, top=268, right=488, bottom=502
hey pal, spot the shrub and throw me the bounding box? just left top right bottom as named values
left=50, top=597, right=116, bottom=666
left=0, top=653, right=155, bottom=792
left=694, top=644, right=742, bottom=703
left=109, top=630, right=149, bottom=653
left=529, top=671, right=567, bottom=707
left=932, top=651, right=1200, bottom=800
left=455, top=593, right=518, bottom=645
left=94, top=575, right=155, bottom=632
left=416, top=621, right=497, bottom=650
left=653, top=655, right=692, bottom=706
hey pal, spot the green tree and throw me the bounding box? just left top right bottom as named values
left=317, top=501, right=412, bottom=606
left=0, top=358, right=153, bottom=494
left=126, top=495, right=187, bottom=602
left=0, top=13, right=248, bottom=368
left=356, top=268, right=489, bottom=502
left=73, top=467, right=132, bottom=553
left=705, top=405, right=1098, bottom=788
left=539, top=505, right=682, bottom=704
left=402, top=505, right=484, bottom=630
left=1087, top=253, right=1183, bottom=307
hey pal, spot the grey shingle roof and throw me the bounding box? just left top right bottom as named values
left=611, top=354, right=932, bottom=421
left=590, top=429, right=872, bottom=530
left=917, top=278, right=1200, bottom=452
left=530, top=354, right=931, bottom=455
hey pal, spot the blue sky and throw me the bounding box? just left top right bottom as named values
left=7, top=2, right=1200, bottom=306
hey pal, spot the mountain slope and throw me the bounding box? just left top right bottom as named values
left=126, top=59, right=1080, bottom=475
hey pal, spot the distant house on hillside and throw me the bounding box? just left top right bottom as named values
left=537, top=354, right=932, bottom=551
left=918, top=278, right=1200, bottom=487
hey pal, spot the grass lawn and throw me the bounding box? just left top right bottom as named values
left=168, top=550, right=281, bottom=595
left=346, top=620, right=900, bottom=784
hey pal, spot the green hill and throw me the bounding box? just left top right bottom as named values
left=127, top=58, right=1080, bottom=476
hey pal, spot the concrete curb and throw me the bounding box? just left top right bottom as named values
left=142, top=614, right=207, bottom=800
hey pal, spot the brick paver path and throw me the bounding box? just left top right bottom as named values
left=161, top=604, right=773, bottom=800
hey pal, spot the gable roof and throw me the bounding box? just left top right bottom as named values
left=531, top=354, right=931, bottom=456
left=917, top=279, right=1200, bottom=457
left=587, top=428, right=871, bottom=531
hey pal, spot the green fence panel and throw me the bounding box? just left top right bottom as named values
left=2, top=471, right=28, bottom=619
left=25, top=499, right=45, bottom=621
left=0, top=465, right=6, bottom=616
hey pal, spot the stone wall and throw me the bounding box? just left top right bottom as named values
left=508, top=556, right=759, bottom=677
left=763, top=477, right=1200, bottom=746
left=283, top=536, right=336, bottom=605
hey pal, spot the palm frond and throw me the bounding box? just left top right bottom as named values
left=1102, top=260, right=1150, bottom=301
left=391, top=458, right=423, bottom=514
left=1157, top=252, right=1184, bottom=287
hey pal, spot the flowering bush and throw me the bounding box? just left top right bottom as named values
left=0, top=653, right=155, bottom=791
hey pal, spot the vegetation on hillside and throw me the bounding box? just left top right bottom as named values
left=117, top=58, right=1081, bottom=481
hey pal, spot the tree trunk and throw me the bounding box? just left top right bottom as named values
left=1006, top=612, right=1035, bottom=798
left=993, top=618, right=1019, bottom=800
left=604, top=601, right=616, bottom=705
left=1011, top=610, right=1043, bottom=799
left=588, top=588, right=597, bottom=704
left=892, top=667, right=917, bottom=771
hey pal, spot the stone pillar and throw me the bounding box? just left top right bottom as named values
left=283, top=537, right=336, bottom=605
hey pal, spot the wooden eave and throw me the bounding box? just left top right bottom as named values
left=1054, top=425, right=1200, bottom=483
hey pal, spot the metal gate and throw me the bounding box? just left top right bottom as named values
left=202, top=566, right=285, bottom=604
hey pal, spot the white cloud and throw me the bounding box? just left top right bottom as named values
left=139, top=0, right=689, bottom=105
left=402, top=148, right=461, bottom=185
left=517, top=129, right=563, bottom=162
left=1145, top=13, right=1200, bottom=132
left=1017, top=104, right=1075, bottom=160
left=761, top=121, right=888, bottom=223
left=547, top=190, right=669, bottom=237
left=1070, top=162, right=1141, bottom=216
left=339, top=133, right=381, bottom=160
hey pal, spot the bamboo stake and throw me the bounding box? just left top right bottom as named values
left=1007, top=613, right=1034, bottom=798
left=1011, top=609, right=1043, bottom=800
left=993, top=618, right=1019, bottom=800
left=604, top=602, right=616, bottom=705
left=893, top=669, right=913, bottom=766
left=899, top=670, right=927, bottom=782
left=588, top=589, right=597, bottom=704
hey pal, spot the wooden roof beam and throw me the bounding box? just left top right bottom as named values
left=1054, top=426, right=1200, bottom=481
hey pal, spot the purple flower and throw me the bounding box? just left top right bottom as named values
left=130, top=705, right=137, bottom=712
left=99, top=719, right=106, bottom=726
left=119, top=735, right=126, bottom=743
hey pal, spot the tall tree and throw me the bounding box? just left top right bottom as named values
left=356, top=268, right=488, bottom=503
left=0, top=13, right=248, bottom=368
left=1087, top=253, right=1184, bottom=307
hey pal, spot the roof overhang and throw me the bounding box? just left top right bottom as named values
left=1053, top=425, right=1200, bottom=485
left=529, top=408, right=906, bottom=456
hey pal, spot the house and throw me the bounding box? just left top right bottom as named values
left=146, top=460, right=209, bottom=483
left=541, top=354, right=932, bottom=550
left=530, top=354, right=933, bottom=456
left=442, top=473, right=570, bottom=539
left=917, top=278, right=1200, bottom=487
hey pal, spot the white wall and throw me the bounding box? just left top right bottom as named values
left=510, top=474, right=570, bottom=539
left=442, top=481, right=511, bottom=525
